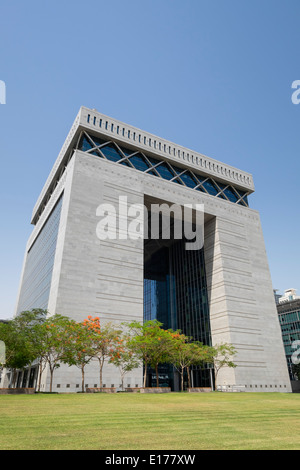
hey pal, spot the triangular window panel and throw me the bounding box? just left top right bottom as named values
left=222, top=186, right=239, bottom=203
left=172, top=178, right=184, bottom=185
left=147, top=156, right=162, bottom=167
left=193, top=173, right=207, bottom=184
left=129, top=153, right=151, bottom=172
left=179, top=171, right=198, bottom=189
left=119, top=160, right=131, bottom=167
left=118, top=144, right=135, bottom=157
left=215, top=182, right=227, bottom=191
left=172, top=165, right=185, bottom=176
left=145, top=169, right=157, bottom=176
left=238, top=195, right=249, bottom=207
left=195, top=185, right=206, bottom=193
left=202, top=179, right=219, bottom=196
left=88, top=134, right=107, bottom=148
left=99, top=143, right=124, bottom=162
left=234, top=188, right=246, bottom=199
left=89, top=148, right=104, bottom=158
left=78, top=134, right=94, bottom=152
left=154, top=162, right=176, bottom=180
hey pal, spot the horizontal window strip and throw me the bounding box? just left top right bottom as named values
left=77, top=131, right=249, bottom=207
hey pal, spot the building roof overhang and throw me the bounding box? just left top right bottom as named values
left=31, top=106, right=255, bottom=225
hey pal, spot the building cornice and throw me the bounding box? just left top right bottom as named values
left=277, top=298, right=300, bottom=313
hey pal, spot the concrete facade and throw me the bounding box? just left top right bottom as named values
left=8, top=107, right=291, bottom=392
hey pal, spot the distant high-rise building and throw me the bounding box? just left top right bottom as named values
left=278, top=288, right=300, bottom=304
left=277, top=289, right=300, bottom=381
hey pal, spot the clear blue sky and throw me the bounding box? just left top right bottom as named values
left=0, top=0, right=299, bottom=319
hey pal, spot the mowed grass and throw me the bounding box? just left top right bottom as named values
left=0, top=392, right=300, bottom=450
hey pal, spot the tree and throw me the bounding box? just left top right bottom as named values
left=31, top=323, right=50, bottom=392
left=82, top=316, right=121, bottom=389
left=168, top=334, right=198, bottom=391
left=0, top=309, right=48, bottom=388
left=167, top=332, right=215, bottom=391
left=127, top=320, right=213, bottom=389
left=185, top=343, right=214, bottom=389
left=61, top=319, right=95, bottom=393
left=15, top=309, right=48, bottom=391
left=109, top=333, right=140, bottom=390
left=14, top=309, right=48, bottom=330
left=39, top=314, right=75, bottom=392
left=0, top=321, right=33, bottom=387
left=147, top=327, right=178, bottom=387
left=128, top=320, right=170, bottom=388
left=210, top=343, right=237, bottom=387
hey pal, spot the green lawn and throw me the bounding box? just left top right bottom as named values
left=0, top=392, right=299, bottom=450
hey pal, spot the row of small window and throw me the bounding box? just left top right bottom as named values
left=279, top=311, right=300, bottom=323
left=77, top=133, right=249, bottom=206
left=88, top=114, right=162, bottom=149
left=56, top=383, right=139, bottom=388
left=280, top=322, right=300, bottom=333
left=87, top=115, right=205, bottom=160
left=283, top=333, right=300, bottom=342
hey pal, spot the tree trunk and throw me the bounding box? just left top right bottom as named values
left=49, top=366, right=53, bottom=393
left=155, top=364, right=159, bottom=387
left=143, top=359, right=147, bottom=388
left=98, top=358, right=104, bottom=388
left=187, top=366, right=191, bottom=389
left=37, top=360, right=44, bottom=392
left=210, top=368, right=214, bottom=391
left=214, top=369, right=218, bottom=389
left=37, top=363, right=42, bottom=392
left=81, top=365, right=85, bottom=393
left=181, top=368, right=184, bottom=391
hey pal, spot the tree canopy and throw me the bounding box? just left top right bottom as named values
left=0, top=310, right=237, bottom=392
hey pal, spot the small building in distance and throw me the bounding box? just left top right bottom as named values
left=277, top=289, right=300, bottom=388
left=273, top=289, right=282, bottom=305
left=278, top=288, right=300, bottom=304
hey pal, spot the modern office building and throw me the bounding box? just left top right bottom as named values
left=277, top=290, right=300, bottom=381
left=5, top=106, right=291, bottom=392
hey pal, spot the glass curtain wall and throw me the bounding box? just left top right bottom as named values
left=144, top=212, right=212, bottom=390
left=16, top=195, right=63, bottom=315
